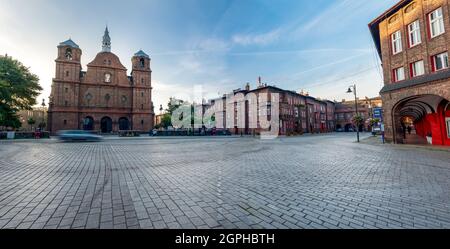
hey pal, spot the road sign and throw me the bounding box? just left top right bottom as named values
left=373, top=107, right=383, bottom=119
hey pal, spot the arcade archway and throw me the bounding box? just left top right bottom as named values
left=392, top=94, right=450, bottom=146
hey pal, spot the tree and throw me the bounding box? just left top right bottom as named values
left=352, top=114, right=364, bottom=130
left=0, top=55, right=42, bottom=130
left=369, top=118, right=380, bottom=126
left=0, top=106, right=21, bottom=130
left=27, top=117, right=36, bottom=130
left=160, top=113, right=172, bottom=129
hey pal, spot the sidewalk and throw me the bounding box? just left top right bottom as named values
left=361, top=135, right=450, bottom=152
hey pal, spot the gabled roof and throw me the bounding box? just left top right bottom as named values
left=58, top=39, right=80, bottom=49
left=368, top=0, right=412, bottom=59
left=134, top=50, right=150, bottom=58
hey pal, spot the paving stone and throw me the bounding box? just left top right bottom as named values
left=0, top=134, right=449, bottom=229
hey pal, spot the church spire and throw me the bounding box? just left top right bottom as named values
left=102, top=26, right=111, bottom=52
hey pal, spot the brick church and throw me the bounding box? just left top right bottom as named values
left=48, top=27, right=154, bottom=134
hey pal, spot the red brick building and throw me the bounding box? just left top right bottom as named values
left=48, top=27, right=154, bottom=134
left=205, top=81, right=335, bottom=135
left=369, top=0, right=450, bottom=146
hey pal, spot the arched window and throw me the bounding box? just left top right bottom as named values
left=140, top=58, right=145, bottom=68
left=66, top=71, right=69, bottom=77
left=141, top=78, right=144, bottom=84
left=65, top=48, right=72, bottom=60
left=105, top=94, right=111, bottom=101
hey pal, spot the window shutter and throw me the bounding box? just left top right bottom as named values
left=431, top=56, right=436, bottom=72
left=409, top=63, right=414, bottom=77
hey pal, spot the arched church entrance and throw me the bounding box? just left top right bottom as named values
left=101, top=116, right=113, bottom=133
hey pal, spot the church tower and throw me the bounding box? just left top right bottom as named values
left=48, top=39, right=82, bottom=133
left=131, top=50, right=154, bottom=131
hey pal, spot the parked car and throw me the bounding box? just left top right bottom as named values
left=57, top=130, right=103, bottom=142
left=336, top=128, right=344, bottom=132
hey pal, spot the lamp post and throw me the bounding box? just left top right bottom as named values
left=347, top=84, right=360, bottom=143
left=41, top=98, right=46, bottom=131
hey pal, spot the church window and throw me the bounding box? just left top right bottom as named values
left=140, top=58, right=145, bottom=68
left=85, top=93, right=93, bottom=101
left=141, top=92, right=144, bottom=97
left=65, top=48, right=72, bottom=60
left=104, top=73, right=111, bottom=83
left=141, top=78, right=144, bottom=84
left=66, top=71, right=69, bottom=77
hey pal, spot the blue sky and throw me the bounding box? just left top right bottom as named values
left=0, top=0, right=399, bottom=110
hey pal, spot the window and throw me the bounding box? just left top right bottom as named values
left=63, top=120, right=67, bottom=125
left=140, top=58, right=145, bottom=68
left=85, top=93, right=92, bottom=101
left=141, top=120, right=144, bottom=125
left=141, top=92, right=144, bottom=97
left=104, top=73, right=111, bottom=83
left=393, top=67, right=405, bottom=82
left=432, top=52, right=449, bottom=71
left=141, top=78, right=144, bottom=84
left=66, top=71, right=70, bottom=77
left=391, top=30, right=402, bottom=54
left=65, top=100, right=68, bottom=106
left=408, top=20, right=421, bottom=47
left=410, top=60, right=425, bottom=77
left=65, top=48, right=72, bottom=60
left=429, top=7, right=445, bottom=38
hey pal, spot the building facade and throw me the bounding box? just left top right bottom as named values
left=48, top=28, right=154, bottom=134
left=370, top=0, right=450, bottom=146
left=204, top=81, right=336, bottom=136
left=17, top=106, right=48, bottom=131
left=335, top=97, right=382, bottom=132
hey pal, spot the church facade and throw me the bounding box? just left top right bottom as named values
left=48, top=27, right=154, bottom=134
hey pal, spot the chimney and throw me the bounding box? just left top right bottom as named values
left=245, top=82, right=250, bottom=91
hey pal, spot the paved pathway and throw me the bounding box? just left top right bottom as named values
left=0, top=133, right=449, bottom=229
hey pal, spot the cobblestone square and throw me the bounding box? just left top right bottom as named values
left=0, top=133, right=449, bottom=229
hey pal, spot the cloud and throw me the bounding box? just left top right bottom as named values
left=231, top=29, right=281, bottom=46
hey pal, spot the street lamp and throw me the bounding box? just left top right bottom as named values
left=347, top=84, right=360, bottom=142
left=40, top=98, right=46, bottom=131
